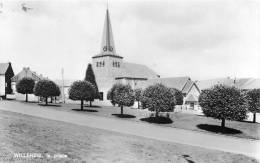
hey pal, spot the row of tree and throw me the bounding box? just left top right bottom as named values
left=16, top=78, right=60, bottom=105
left=107, top=83, right=184, bottom=117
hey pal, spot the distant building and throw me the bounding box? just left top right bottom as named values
left=92, top=9, right=158, bottom=102
left=136, top=77, right=201, bottom=107
left=0, top=62, right=14, bottom=98
left=11, top=67, right=46, bottom=101
left=197, top=77, right=260, bottom=90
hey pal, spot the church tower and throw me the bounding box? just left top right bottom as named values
left=92, top=8, right=123, bottom=100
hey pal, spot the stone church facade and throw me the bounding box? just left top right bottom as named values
left=92, top=9, right=159, bottom=101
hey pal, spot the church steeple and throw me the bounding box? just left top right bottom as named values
left=101, top=9, right=116, bottom=54
left=93, top=8, right=122, bottom=59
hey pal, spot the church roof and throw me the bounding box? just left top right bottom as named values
left=115, top=62, right=158, bottom=80
left=0, top=63, right=10, bottom=75
left=92, top=9, right=123, bottom=59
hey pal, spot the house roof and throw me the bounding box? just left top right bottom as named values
left=11, top=67, right=46, bottom=82
left=0, top=63, right=10, bottom=75
left=136, top=77, right=194, bottom=92
left=115, top=62, right=158, bottom=79
left=197, top=78, right=260, bottom=90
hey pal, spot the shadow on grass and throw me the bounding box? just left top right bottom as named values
left=112, top=114, right=136, bottom=118
left=140, top=116, right=173, bottom=124
left=38, top=104, right=62, bottom=107
left=197, top=124, right=242, bottom=134
left=83, top=105, right=101, bottom=108
left=182, top=155, right=195, bottom=163
left=72, top=108, right=98, bottom=112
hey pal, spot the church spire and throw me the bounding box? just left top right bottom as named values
left=100, top=9, right=116, bottom=54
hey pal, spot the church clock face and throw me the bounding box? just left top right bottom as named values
left=103, top=46, right=113, bottom=52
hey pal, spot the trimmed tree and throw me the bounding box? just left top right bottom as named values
left=134, top=88, right=142, bottom=109
left=247, top=89, right=260, bottom=123
left=69, top=80, right=95, bottom=110
left=107, top=84, right=117, bottom=106
left=34, top=80, right=60, bottom=105
left=84, top=63, right=99, bottom=106
left=199, top=84, right=248, bottom=129
left=142, top=83, right=176, bottom=117
left=112, top=84, right=135, bottom=115
left=172, top=88, right=183, bottom=105
left=16, top=77, right=35, bottom=102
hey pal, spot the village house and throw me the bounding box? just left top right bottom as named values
left=0, top=62, right=14, bottom=99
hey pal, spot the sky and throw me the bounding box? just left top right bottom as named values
left=0, top=0, right=259, bottom=81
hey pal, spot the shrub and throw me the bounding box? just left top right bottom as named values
left=199, top=84, right=248, bottom=129
left=247, top=89, right=260, bottom=123
left=84, top=63, right=99, bottom=105
left=16, top=77, right=35, bottom=102
left=142, top=83, right=176, bottom=117
left=69, top=80, right=95, bottom=110
left=34, top=80, right=60, bottom=105
left=111, top=83, right=135, bottom=115
left=134, top=88, right=142, bottom=109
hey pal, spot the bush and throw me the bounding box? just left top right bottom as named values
left=142, top=83, right=176, bottom=117
left=172, top=88, right=183, bottom=105
left=34, top=80, right=60, bottom=105
left=247, top=89, right=260, bottom=123
left=16, top=77, right=35, bottom=102
left=199, top=84, right=248, bottom=129
left=69, top=80, right=95, bottom=110
left=110, top=83, right=135, bottom=114
left=134, top=88, right=142, bottom=109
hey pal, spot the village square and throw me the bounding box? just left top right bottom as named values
left=0, top=0, right=259, bottom=162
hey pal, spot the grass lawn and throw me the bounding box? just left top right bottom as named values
left=0, top=110, right=258, bottom=163
left=1, top=100, right=260, bottom=140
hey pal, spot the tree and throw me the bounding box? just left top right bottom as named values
left=199, top=85, right=248, bottom=129
left=112, top=83, right=135, bottom=115
left=134, top=88, right=142, bottom=109
left=172, top=88, right=183, bottom=105
left=68, top=80, right=95, bottom=110
left=34, top=80, right=60, bottom=105
left=16, top=77, right=35, bottom=102
left=142, top=83, right=176, bottom=117
left=107, top=84, right=117, bottom=106
left=84, top=63, right=99, bottom=106
left=247, top=89, right=260, bottom=123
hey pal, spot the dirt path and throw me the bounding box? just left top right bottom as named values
left=0, top=102, right=259, bottom=160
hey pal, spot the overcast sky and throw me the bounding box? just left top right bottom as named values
left=0, top=0, right=259, bottom=81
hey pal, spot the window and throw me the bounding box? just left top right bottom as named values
left=96, top=61, right=105, bottom=67
left=113, top=61, right=120, bottom=68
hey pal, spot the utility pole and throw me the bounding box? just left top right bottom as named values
left=61, top=68, right=65, bottom=103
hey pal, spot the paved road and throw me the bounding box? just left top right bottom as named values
left=0, top=102, right=259, bottom=160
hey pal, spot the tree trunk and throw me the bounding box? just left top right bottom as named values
left=81, top=100, right=84, bottom=110
left=25, top=94, right=28, bottom=102
left=221, top=118, right=225, bottom=129
left=253, top=113, right=256, bottom=123
left=45, top=97, right=48, bottom=105
left=155, top=110, right=159, bottom=117
left=137, top=101, right=139, bottom=109
left=90, top=101, right=92, bottom=107
left=120, top=105, right=123, bottom=115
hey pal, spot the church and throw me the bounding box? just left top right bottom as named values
left=92, top=9, right=159, bottom=101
